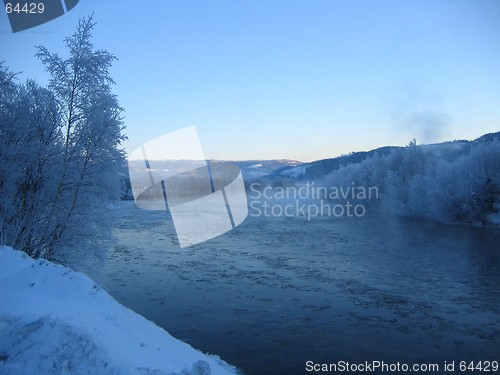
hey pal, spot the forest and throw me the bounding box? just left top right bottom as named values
left=322, top=137, right=500, bottom=225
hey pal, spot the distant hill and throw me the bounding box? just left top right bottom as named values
left=211, top=159, right=303, bottom=180
left=121, top=159, right=303, bottom=198
left=121, top=132, right=500, bottom=196
left=264, top=131, right=500, bottom=182
left=474, top=131, right=500, bottom=144
left=268, top=146, right=398, bottom=181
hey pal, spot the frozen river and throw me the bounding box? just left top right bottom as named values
left=100, top=201, right=500, bottom=375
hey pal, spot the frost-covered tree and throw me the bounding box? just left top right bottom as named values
left=0, top=67, right=63, bottom=255
left=321, top=137, right=500, bottom=225
left=34, top=16, right=126, bottom=266
left=0, top=63, right=22, bottom=246
left=0, top=17, right=126, bottom=269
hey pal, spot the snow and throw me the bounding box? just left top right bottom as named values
left=281, top=165, right=307, bottom=178
left=488, top=212, right=500, bottom=225
left=0, top=246, right=237, bottom=375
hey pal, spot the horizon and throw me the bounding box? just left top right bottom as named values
left=127, top=129, right=499, bottom=163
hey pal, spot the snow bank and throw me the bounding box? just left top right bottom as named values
left=0, top=246, right=238, bottom=375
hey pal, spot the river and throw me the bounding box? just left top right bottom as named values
left=100, top=200, right=500, bottom=375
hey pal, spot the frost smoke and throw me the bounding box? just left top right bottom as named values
left=392, top=90, right=452, bottom=144
left=405, top=109, right=451, bottom=144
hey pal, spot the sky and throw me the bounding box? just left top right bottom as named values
left=1, top=0, right=500, bottom=161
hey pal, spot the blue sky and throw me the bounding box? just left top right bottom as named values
left=1, top=0, right=499, bottom=161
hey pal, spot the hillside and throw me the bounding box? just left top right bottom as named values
left=266, top=132, right=500, bottom=182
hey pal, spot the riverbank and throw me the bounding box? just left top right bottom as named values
left=0, top=246, right=237, bottom=375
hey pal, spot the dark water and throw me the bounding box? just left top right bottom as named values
left=100, top=201, right=500, bottom=375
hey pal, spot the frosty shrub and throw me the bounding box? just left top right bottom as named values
left=0, top=17, right=126, bottom=269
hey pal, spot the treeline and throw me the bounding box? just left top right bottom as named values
left=0, top=17, right=126, bottom=269
left=323, top=138, right=500, bottom=225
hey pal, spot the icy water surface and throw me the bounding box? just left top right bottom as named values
left=100, top=201, right=500, bottom=375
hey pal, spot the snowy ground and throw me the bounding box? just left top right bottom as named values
left=0, top=246, right=238, bottom=375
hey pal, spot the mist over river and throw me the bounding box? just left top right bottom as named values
left=100, top=201, right=500, bottom=375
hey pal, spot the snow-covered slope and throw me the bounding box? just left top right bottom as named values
left=0, top=246, right=237, bottom=375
